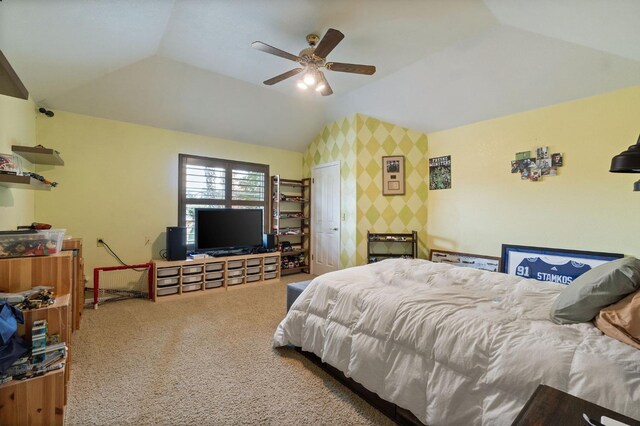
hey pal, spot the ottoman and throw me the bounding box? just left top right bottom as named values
left=286, top=280, right=312, bottom=312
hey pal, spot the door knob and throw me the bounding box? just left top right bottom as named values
left=331, top=228, right=338, bottom=231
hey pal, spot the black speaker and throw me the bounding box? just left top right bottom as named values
left=166, top=226, right=187, bottom=261
left=263, top=233, right=276, bottom=250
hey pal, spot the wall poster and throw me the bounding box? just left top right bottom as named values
left=429, top=155, right=451, bottom=190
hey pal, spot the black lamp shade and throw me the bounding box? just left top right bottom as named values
left=610, top=134, right=640, bottom=172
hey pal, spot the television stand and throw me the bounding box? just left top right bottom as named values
left=152, top=251, right=282, bottom=301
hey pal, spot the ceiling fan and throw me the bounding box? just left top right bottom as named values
left=251, top=28, right=376, bottom=96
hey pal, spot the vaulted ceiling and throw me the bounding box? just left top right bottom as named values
left=1, top=0, right=639, bottom=152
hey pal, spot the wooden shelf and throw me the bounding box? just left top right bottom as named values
left=281, top=265, right=309, bottom=275
left=0, top=174, right=51, bottom=190
left=12, top=145, right=64, bottom=166
left=281, top=249, right=308, bottom=256
left=367, top=231, right=418, bottom=264
left=272, top=175, right=311, bottom=272
left=0, top=50, right=28, bottom=100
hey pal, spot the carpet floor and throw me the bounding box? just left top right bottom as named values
left=66, top=274, right=393, bottom=425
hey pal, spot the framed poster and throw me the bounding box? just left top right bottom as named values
left=500, top=244, right=623, bottom=285
left=382, top=155, right=405, bottom=195
left=429, top=155, right=451, bottom=190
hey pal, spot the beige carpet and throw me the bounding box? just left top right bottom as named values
left=66, top=274, right=393, bottom=425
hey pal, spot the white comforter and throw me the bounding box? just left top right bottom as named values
left=273, top=259, right=640, bottom=425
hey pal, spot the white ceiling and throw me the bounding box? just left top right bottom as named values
left=1, top=0, right=639, bottom=152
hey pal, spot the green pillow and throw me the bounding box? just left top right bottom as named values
left=550, top=257, right=640, bottom=324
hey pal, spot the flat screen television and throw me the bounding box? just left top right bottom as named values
left=194, top=208, right=263, bottom=253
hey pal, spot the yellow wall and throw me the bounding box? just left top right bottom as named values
left=35, top=111, right=302, bottom=279
left=0, top=95, right=36, bottom=229
left=427, top=86, right=640, bottom=257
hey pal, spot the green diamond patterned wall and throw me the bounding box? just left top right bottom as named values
left=303, top=115, right=358, bottom=268
left=355, top=115, right=429, bottom=264
left=304, top=113, right=429, bottom=268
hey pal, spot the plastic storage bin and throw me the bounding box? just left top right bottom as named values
left=205, top=279, right=223, bottom=289
left=182, top=283, right=201, bottom=292
left=246, top=266, right=261, bottom=275
left=227, top=269, right=243, bottom=278
left=205, top=271, right=223, bottom=281
left=264, top=272, right=277, bottom=280
left=227, top=277, right=244, bottom=286
left=0, top=229, right=65, bottom=258
left=157, top=286, right=179, bottom=296
left=157, top=267, right=180, bottom=277
left=157, top=277, right=179, bottom=287
left=182, top=274, right=202, bottom=284
left=264, top=256, right=278, bottom=265
left=182, top=265, right=203, bottom=275
left=228, top=260, right=244, bottom=269
left=205, top=262, right=223, bottom=272
left=264, top=264, right=277, bottom=272
left=247, top=258, right=261, bottom=267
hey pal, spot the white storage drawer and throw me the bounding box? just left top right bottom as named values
left=205, top=262, right=224, bottom=272
left=205, top=271, right=223, bottom=281
left=264, top=264, right=277, bottom=272
left=157, top=277, right=179, bottom=287
left=227, top=277, right=244, bottom=286
left=263, top=272, right=277, bottom=280
left=246, top=266, right=261, bottom=275
left=227, top=260, right=244, bottom=269
left=157, top=267, right=180, bottom=277
left=182, top=283, right=201, bottom=292
left=182, top=265, right=203, bottom=275
left=264, top=256, right=278, bottom=265
left=182, top=274, right=202, bottom=284
left=157, top=286, right=179, bottom=296
left=205, top=279, right=223, bottom=289
left=247, top=274, right=260, bottom=283
left=247, top=258, right=261, bottom=267
left=227, top=269, right=244, bottom=278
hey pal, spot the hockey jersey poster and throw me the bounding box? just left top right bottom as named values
left=501, top=245, right=623, bottom=285
left=429, top=155, right=451, bottom=190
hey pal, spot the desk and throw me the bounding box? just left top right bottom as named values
left=512, top=385, right=639, bottom=426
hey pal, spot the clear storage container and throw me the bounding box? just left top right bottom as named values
left=0, top=229, right=65, bottom=258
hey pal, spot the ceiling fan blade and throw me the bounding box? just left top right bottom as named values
left=251, top=41, right=300, bottom=62
left=326, top=62, right=376, bottom=75
left=313, top=28, right=344, bottom=59
left=263, top=68, right=303, bottom=85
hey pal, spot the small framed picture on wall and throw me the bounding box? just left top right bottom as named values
left=382, top=155, right=405, bottom=195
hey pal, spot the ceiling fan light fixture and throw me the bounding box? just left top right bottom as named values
left=252, top=28, right=375, bottom=96
left=303, top=72, right=316, bottom=86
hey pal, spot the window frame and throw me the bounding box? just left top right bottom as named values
left=178, top=154, right=269, bottom=246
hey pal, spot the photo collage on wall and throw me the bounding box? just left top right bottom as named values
left=511, top=146, right=563, bottom=182
left=429, top=155, right=451, bottom=190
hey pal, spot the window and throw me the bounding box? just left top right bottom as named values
left=178, top=154, right=269, bottom=245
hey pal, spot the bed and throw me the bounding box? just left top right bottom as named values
left=273, top=257, right=640, bottom=425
